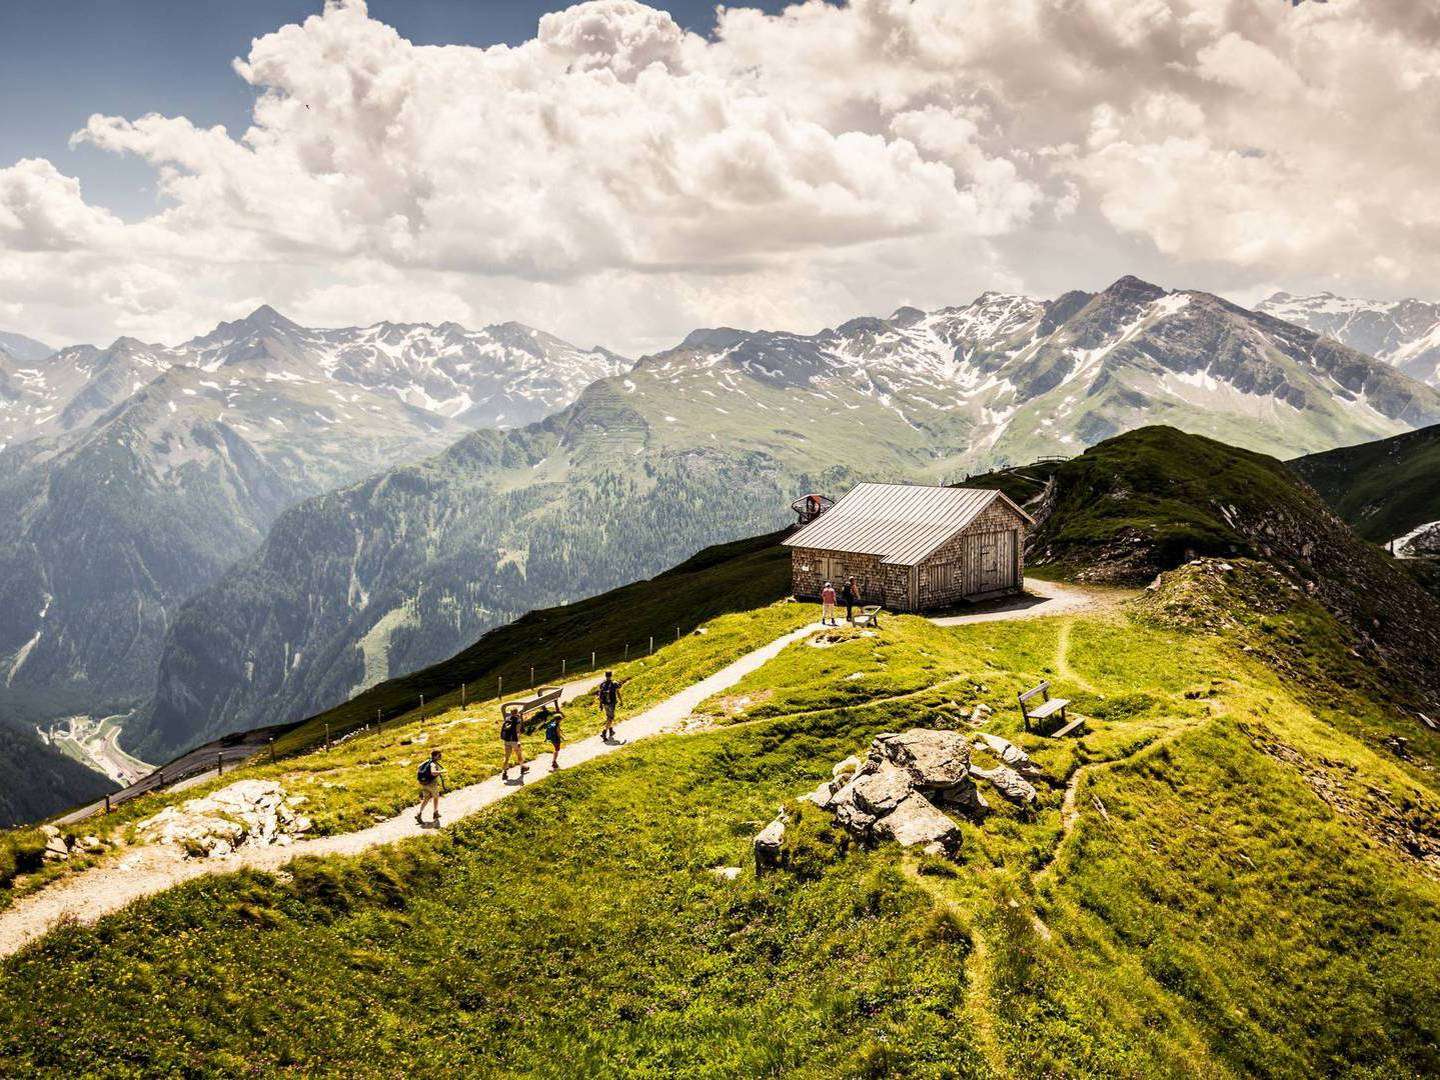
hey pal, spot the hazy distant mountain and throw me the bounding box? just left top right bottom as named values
left=0, top=331, right=53, bottom=364
left=0, top=307, right=625, bottom=717
left=0, top=307, right=627, bottom=451
left=1258, top=291, right=1440, bottom=387
left=134, top=276, right=1440, bottom=757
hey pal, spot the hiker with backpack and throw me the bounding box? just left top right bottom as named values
left=597, top=671, right=622, bottom=741
left=543, top=707, right=563, bottom=771
left=501, top=707, right=528, bottom=782
left=415, top=749, right=445, bottom=826
left=821, top=581, right=838, bottom=625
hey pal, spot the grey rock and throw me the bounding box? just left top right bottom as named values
left=877, top=729, right=973, bottom=791
left=971, top=764, right=1038, bottom=805
left=850, top=763, right=913, bottom=816
left=874, top=794, right=963, bottom=854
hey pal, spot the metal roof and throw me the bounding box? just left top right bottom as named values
left=783, top=483, right=1032, bottom=566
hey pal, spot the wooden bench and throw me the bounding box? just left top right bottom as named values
left=1018, top=680, right=1082, bottom=737
left=853, top=605, right=882, bottom=628
left=501, top=687, right=564, bottom=735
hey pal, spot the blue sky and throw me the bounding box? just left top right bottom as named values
left=0, top=1, right=794, bottom=220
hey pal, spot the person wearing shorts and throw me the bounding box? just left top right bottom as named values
left=501, top=708, right=527, bottom=781
left=544, top=709, right=563, bottom=771
left=597, top=671, right=622, bottom=741
left=415, top=749, right=444, bottom=826
left=821, top=581, right=837, bottom=626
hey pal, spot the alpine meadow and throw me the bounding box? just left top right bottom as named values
left=3, top=1, right=1440, bottom=1077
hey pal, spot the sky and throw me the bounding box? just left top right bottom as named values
left=1, top=0, right=1437, bottom=354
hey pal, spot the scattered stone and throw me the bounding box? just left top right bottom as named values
left=40, top=825, right=61, bottom=839
left=970, top=764, right=1038, bottom=806
left=877, top=729, right=973, bottom=792
left=753, top=814, right=787, bottom=874
left=42, top=835, right=71, bottom=862
left=709, top=866, right=742, bottom=881
left=137, top=779, right=314, bottom=859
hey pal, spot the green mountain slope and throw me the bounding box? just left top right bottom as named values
left=1290, top=422, right=1440, bottom=547
left=0, top=721, right=115, bottom=829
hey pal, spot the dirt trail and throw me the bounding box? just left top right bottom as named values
left=926, top=578, right=1132, bottom=628
left=0, top=625, right=820, bottom=960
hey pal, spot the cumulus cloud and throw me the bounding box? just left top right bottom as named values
left=2, top=0, right=1437, bottom=350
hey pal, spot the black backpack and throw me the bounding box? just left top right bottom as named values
left=501, top=714, right=520, bottom=741
left=599, top=679, right=618, bottom=705
left=417, top=759, right=437, bottom=784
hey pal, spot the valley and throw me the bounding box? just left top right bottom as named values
left=43, top=714, right=153, bottom=788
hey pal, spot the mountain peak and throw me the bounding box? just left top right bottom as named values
left=241, top=304, right=297, bottom=330
left=1101, top=275, right=1168, bottom=301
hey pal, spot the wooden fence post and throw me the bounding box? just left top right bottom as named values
left=591, top=651, right=596, bottom=669
left=675, top=626, right=680, bottom=642
left=217, top=752, right=223, bottom=777
left=269, top=736, right=276, bottom=763
left=325, top=723, right=331, bottom=749
left=649, top=635, right=654, bottom=654
left=461, top=683, right=466, bottom=706
left=562, top=658, right=567, bottom=677
left=105, top=794, right=111, bottom=814
left=530, top=665, right=535, bottom=690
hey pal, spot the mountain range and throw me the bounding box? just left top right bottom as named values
left=0, top=308, right=625, bottom=745
left=1259, top=291, right=1440, bottom=387
left=130, top=275, right=1440, bottom=758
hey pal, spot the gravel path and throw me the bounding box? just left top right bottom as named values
left=0, top=625, right=820, bottom=960
left=926, top=578, right=1131, bottom=627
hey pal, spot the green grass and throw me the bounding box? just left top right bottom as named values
left=6, top=559, right=1440, bottom=1076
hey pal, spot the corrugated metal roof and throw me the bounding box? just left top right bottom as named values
left=783, top=483, right=1027, bottom=566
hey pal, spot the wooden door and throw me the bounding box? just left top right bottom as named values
left=973, top=531, right=1018, bottom=593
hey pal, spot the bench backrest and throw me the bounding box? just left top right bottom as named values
left=1018, top=681, right=1049, bottom=705
left=502, top=688, right=563, bottom=718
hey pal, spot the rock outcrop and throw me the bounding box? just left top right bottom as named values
left=136, top=780, right=312, bottom=859
left=760, top=730, right=981, bottom=865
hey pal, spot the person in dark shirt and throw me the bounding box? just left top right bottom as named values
left=841, top=577, right=859, bottom=623
left=597, top=672, right=622, bottom=741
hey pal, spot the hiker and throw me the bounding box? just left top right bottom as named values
left=841, top=577, right=859, bottom=623
left=543, top=707, right=563, bottom=771
left=501, top=707, right=528, bottom=781
left=415, top=749, right=444, bottom=826
left=598, top=670, right=622, bottom=741
left=821, top=581, right=838, bottom=626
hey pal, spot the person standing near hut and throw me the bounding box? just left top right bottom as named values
left=841, top=576, right=859, bottom=623
left=821, top=581, right=838, bottom=626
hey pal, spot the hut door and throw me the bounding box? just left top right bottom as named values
left=976, top=531, right=1017, bottom=592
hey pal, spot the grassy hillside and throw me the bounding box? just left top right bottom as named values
left=1290, top=422, right=1440, bottom=544
left=1008, top=426, right=1440, bottom=714
left=4, top=561, right=1440, bottom=1076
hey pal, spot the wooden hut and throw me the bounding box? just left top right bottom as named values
left=784, top=483, right=1033, bottom=612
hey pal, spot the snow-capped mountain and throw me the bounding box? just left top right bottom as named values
left=135, top=277, right=1440, bottom=756
left=0, top=307, right=628, bottom=451
left=0, top=331, right=53, bottom=363
left=633, top=275, right=1440, bottom=464
left=0, top=305, right=626, bottom=712
left=1258, top=292, right=1440, bottom=387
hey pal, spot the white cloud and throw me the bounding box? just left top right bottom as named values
left=1, top=0, right=1437, bottom=351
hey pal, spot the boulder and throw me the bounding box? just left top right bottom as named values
left=753, top=816, right=787, bottom=873
left=832, top=755, right=862, bottom=782
left=971, top=764, right=1037, bottom=805
left=874, top=794, right=963, bottom=854
left=876, top=729, right=973, bottom=791
left=850, top=762, right=913, bottom=816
